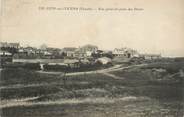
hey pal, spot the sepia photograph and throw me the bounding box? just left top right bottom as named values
left=0, top=0, right=184, bottom=117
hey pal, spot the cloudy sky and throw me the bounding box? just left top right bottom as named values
left=1, top=0, right=184, bottom=57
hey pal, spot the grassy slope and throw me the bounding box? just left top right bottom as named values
left=1, top=60, right=184, bottom=117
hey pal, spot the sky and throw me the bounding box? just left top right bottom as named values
left=0, top=0, right=184, bottom=57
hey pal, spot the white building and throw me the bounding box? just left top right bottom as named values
left=142, top=54, right=161, bottom=60
left=95, top=57, right=112, bottom=65
left=61, top=47, right=77, bottom=57
left=74, top=44, right=98, bottom=58
left=113, top=48, right=139, bottom=58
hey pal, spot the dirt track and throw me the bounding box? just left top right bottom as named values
left=37, top=64, right=147, bottom=76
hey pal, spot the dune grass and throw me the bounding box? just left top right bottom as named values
left=0, top=60, right=184, bottom=117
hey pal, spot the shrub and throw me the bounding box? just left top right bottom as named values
left=43, top=64, right=68, bottom=71
left=23, top=63, right=41, bottom=70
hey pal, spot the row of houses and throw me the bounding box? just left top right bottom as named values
left=14, top=44, right=98, bottom=59
left=0, top=42, right=20, bottom=49
left=61, top=46, right=144, bottom=59
left=61, top=44, right=98, bottom=58
left=0, top=42, right=162, bottom=65
left=15, top=47, right=62, bottom=59
left=0, top=43, right=99, bottom=59
left=113, top=48, right=161, bottom=60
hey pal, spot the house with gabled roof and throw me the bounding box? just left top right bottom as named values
left=60, top=47, right=77, bottom=57
left=74, top=44, right=98, bottom=58
left=113, top=47, right=139, bottom=58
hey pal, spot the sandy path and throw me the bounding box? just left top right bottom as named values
left=0, top=96, right=149, bottom=109
left=0, top=82, right=61, bottom=90
left=36, top=64, right=122, bottom=75
left=37, top=64, right=147, bottom=76
left=102, top=72, right=124, bottom=79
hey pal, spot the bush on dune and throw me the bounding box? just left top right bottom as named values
left=141, top=61, right=184, bottom=74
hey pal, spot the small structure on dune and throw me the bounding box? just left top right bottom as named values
left=95, top=57, right=112, bottom=65
left=80, top=58, right=90, bottom=65
left=140, top=54, right=161, bottom=60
